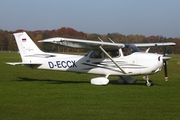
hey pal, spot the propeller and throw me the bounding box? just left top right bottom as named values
left=163, top=46, right=169, bottom=81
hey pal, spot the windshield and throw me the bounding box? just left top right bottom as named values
left=122, top=44, right=141, bottom=56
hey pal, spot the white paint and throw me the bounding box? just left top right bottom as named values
left=90, top=77, right=109, bottom=86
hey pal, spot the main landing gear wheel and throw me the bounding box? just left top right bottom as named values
left=143, top=76, right=154, bottom=86
left=145, top=80, right=153, bottom=86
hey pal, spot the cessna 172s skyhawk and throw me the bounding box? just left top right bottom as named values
left=7, top=31, right=175, bottom=86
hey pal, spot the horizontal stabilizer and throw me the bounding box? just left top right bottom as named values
left=6, top=62, right=23, bottom=65
left=6, top=62, right=42, bottom=69
left=6, top=62, right=42, bottom=66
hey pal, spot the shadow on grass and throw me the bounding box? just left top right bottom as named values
left=109, top=80, right=146, bottom=86
left=16, top=77, right=89, bottom=84
left=15, top=77, right=158, bottom=86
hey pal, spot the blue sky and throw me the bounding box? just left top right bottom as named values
left=0, top=0, right=180, bottom=37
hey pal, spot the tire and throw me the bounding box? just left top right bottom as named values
left=145, top=80, right=153, bottom=86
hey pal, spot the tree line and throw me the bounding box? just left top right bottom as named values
left=0, top=27, right=179, bottom=54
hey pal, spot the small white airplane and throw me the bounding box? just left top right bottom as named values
left=7, top=31, right=175, bottom=86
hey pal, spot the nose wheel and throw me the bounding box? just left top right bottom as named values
left=143, top=76, right=154, bottom=86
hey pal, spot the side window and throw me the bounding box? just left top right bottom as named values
left=89, top=51, right=103, bottom=58
left=107, top=50, right=119, bottom=58
left=89, top=50, right=120, bottom=58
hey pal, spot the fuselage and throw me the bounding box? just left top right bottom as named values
left=8, top=31, right=175, bottom=86
left=32, top=51, right=163, bottom=76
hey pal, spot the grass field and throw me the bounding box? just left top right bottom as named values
left=0, top=52, right=180, bottom=120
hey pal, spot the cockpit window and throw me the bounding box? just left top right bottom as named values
left=122, top=44, right=141, bottom=56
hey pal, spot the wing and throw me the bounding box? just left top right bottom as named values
left=134, top=42, right=175, bottom=47
left=38, top=37, right=125, bottom=50
left=39, top=37, right=126, bottom=74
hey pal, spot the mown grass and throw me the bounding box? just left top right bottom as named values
left=0, top=52, right=180, bottom=120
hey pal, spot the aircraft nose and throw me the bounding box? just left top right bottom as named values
left=158, top=55, right=171, bottom=62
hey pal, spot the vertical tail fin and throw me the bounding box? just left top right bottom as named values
left=13, top=31, right=43, bottom=61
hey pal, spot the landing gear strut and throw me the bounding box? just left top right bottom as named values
left=143, top=75, right=153, bottom=86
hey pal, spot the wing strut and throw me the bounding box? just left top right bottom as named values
left=108, top=38, right=114, bottom=43
left=99, top=46, right=126, bottom=74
